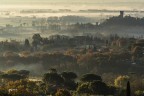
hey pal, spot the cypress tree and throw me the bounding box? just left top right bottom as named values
left=127, top=81, right=131, bottom=96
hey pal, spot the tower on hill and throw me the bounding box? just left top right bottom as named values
left=120, top=11, right=124, bottom=18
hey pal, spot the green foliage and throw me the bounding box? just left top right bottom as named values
left=55, top=89, right=71, bottom=96
left=108, top=86, right=117, bottom=95
left=24, top=39, right=30, bottom=48
left=80, top=74, right=102, bottom=82
left=61, top=72, right=77, bottom=90
left=0, top=90, right=9, bottom=96
left=1, top=34, right=144, bottom=95
left=132, top=46, right=143, bottom=58
left=5, top=80, right=39, bottom=96
left=1, top=73, right=26, bottom=81
left=77, top=82, right=91, bottom=94
left=43, top=72, right=64, bottom=85
left=135, top=90, right=144, bottom=96
left=0, top=70, right=30, bottom=82
left=89, top=81, right=109, bottom=95
left=117, top=89, right=126, bottom=96
left=7, top=69, right=18, bottom=74
left=61, top=72, right=77, bottom=80
left=32, top=34, right=43, bottom=48
left=114, top=75, right=130, bottom=88
left=77, top=81, right=116, bottom=95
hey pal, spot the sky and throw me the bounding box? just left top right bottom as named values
left=0, top=0, right=144, bottom=10
left=0, top=0, right=143, bottom=4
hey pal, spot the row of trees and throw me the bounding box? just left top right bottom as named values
left=1, top=36, right=144, bottom=75
left=0, top=69, right=143, bottom=96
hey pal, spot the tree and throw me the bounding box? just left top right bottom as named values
left=38, top=83, right=47, bottom=95
left=32, top=34, right=42, bottom=49
left=61, top=72, right=77, bottom=81
left=32, top=40, right=38, bottom=49
left=18, top=70, right=30, bottom=78
left=80, top=74, right=102, bottom=82
left=108, top=86, right=117, bottom=95
left=89, top=81, right=109, bottom=95
left=132, top=46, right=143, bottom=58
left=43, top=72, right=63, bottom=85
left=114, top=75, right=130, bottom=88
left=0, top=70, right=30, bottom=82
left=55, top=89, right=71, bottom=96
left=127, top=81, right=131, bottom=96
left=6, top=70, right=30, bottom=78
left=49, top=68, right=57, bottom=73
left=5, top=80, right=38, bottom=95
left=76, top=82, right=91, bottom=95
left=61, top=72, right=77, bottom=90
left=0, top=73, right=26, bottom=81
left=135, top=90, right=144, bottom=96
left=7, top=69, right=18, bottom=74
left=42, top=70, right=64, bottom=95
left=32, top=34, right=42, bottom=42
left=43, top=73, right=64, bottom=85
left=24, top=39, right=30, bottom=48
left=77, top=81, right=114, bottom=96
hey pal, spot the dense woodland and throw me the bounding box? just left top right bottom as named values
left=0, top=68, right=143, bottom=96
left=0, top=33, right=143, bottom=95
left=0, top=13, right=144, bottom=95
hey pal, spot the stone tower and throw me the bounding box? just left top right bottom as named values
left=120, top=11, right=124, bottom=18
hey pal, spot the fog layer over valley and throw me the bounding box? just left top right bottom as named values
left=1, top=1, right=144, bottom=96
left=0, top=7, right=144, bottom=78
left=1, top=10, right=144, bottom=41
left=0, top=9, right=144, bottom=74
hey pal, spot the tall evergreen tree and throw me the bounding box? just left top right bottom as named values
left=127, top=81, right=131, bottom=96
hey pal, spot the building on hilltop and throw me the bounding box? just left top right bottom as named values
left=120, top=11, right=124, bottom=18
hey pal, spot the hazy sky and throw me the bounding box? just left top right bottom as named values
left=0, top=0, right=144, bottom=10
left=0, top=0, right=110, bottom=2
left=1, top=0, right=144, bottom=3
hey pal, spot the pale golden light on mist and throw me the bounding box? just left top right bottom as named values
left=0, top=0, right=144, bottom=10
